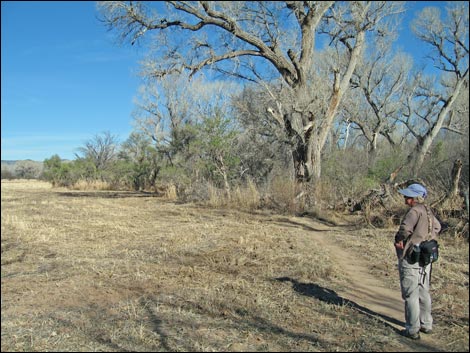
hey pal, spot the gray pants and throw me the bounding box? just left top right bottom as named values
left=398, top=258, right=433, bottom=334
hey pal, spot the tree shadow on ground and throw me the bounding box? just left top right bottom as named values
left=139, top=294, right=328, bottom=352
left=271, top=214, right=363, bottom=233
left=276, top=277, right=404, bottom=330
left=56, top=191, right=156, bottom=199
left=275, top=277, right=445, bottom=352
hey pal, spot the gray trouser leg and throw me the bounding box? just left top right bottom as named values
left=419, top=264, right=433, bottom=330
left=398, top=259, right=433, bottom=334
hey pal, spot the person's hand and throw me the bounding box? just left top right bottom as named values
left=395, top=240, right=404, bottom=250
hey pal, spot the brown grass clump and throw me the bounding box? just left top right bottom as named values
left=1, top=180, right=468, bottom=352
left=231, top=179, right=261, bottom=210
left=70, top=179, right=112, bottom=191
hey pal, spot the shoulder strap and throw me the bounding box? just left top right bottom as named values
left=423, top=204, right=433, bottom=241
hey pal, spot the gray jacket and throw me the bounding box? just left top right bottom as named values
left=395, top=203, right=441, bottom=259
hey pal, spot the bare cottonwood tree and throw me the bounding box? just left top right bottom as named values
left=14, top=160, right=43, bottom=179
left=131, top=74, right=196, bottom=166
left=132, top=73, right=241, bottom=192
left=232, top=85, right=294, bottom=183
left=343, top=39, right=412, bottom=161
left=76, top=131, right=119, bottom=171
left=98, top=1, right=404, bottom=184
left=401, top=3, right=469, bottom=177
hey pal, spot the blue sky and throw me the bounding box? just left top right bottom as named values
left=1, top=1, right=449, bottom=161
left=1, top=1, right=143, bottom=161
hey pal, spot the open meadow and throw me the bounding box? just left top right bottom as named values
left=1, top=179, right=468, bottom=352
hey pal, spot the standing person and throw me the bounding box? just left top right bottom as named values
left=394, top=183, right=441, bottom=340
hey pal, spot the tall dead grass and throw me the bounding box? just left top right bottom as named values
left=1, top=180, right=468, bottom=352
left=231, top=179, right=261, bottom=210
left=70, top=179, right=112, bottom=190
left=205, top=177, right=304, bottom=214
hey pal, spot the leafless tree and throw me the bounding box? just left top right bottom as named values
left=14, top=160, right=43, bottom=179
left=132, top=73, right=239, bottom=170
left=343, top=39, right=412, bottom=162
left=76, top=131, right=119, bottom=171
left=402, top=2, right=469, bottom=177
left=131, top=74, right=194, bottom=166
left=97, top=1, right=404, bottom=184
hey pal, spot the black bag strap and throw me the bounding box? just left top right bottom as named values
left=423, top=204, right=433, bottom=241
left=422, top=204, right=436, bottom=279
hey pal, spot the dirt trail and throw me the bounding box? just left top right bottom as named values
left=289, top=215, right=444, bottom=352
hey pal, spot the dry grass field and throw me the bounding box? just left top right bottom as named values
left=1, top=179, right=468, bottom=352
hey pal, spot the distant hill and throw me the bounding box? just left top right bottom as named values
left=1, top=160, right=44, bottom=178
left=2, top=159, right=43, bottom=167
left=2, top=160, right=21, bottom=165
left=2, top=159, right=42, bottom=163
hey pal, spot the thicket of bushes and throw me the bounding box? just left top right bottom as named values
left=36, top=130, right=468, bottom=215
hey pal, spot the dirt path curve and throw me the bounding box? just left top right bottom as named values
left=289, top=216, right=444, bottom=352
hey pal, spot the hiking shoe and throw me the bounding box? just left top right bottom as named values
left=420, top=327, right=433, bottom=334
left=401, top=329, right=421, bottom=340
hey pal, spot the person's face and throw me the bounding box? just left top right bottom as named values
left=404, top=196, right=415, bottom=207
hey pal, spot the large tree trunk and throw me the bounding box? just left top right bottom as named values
left=291, top=135, right=318, bottom=183
left=291, top=30, right=366, bottom=184
left=449, top=159, right=462, bottom=198
left=292, top=143, right=308, bottom=182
